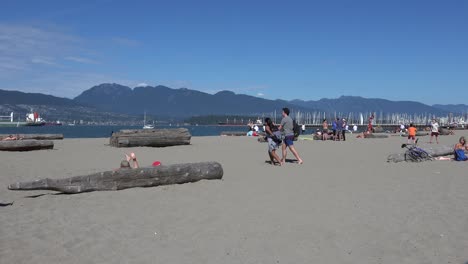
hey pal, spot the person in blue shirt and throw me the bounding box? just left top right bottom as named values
left=332, top=119, right=337, bottom=140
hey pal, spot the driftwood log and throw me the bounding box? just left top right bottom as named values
left=8, top=161, right=223, bottom=194
left=364, top=133, right=389, bottom=139
left=439, top=128, right=452, bottom=136
left=401, top=132, right=429, bottom=136
left=0, top=140, right=54, bottom=151
left=387, top=144, right=463, bottom=163
left=110, top=128, right=191, bottom=148
left=221, top=131, right=247, bottom=136
left=221, top=131, right=265, bottom=137
left=373, top=127, right=384, bottom=133
left=0, top=134, right=63, bottom=140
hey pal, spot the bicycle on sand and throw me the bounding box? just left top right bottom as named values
left=401, top=138, right=433, bottom=162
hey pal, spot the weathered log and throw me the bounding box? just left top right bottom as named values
left=0, top=140, right=54, bottom=151
left=439, top=128, right=452, bottom=136
left=221, top=131, right=248, bottom=136
left=373, top=127, right=384, bottom=133
left=110, top=128, right=191, bottom=148
left=8, top=161, right=223, bottom=194
left=0, top=134, right=63, bottom=140
left=387, top=144, right=463, bottom=163
left=364, top=133, right=389, bottom=139
left=221, top=131, right=265, bottom=137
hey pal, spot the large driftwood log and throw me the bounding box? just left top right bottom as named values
left=0, top=134, right=63, bottom=140
left=0, top=140, right=54, bottom=151
left=221, top=131, right=248, bottom=136
left=401, top=132, right=429, bottom=136
left=8, top=161, right=223, bottom=194
left=373, top=127, right=384, bottom=133
left=110, top=128, right=191, bottom=148
left=439, top=128, right=452, bottom=136
left=364, top=133, right=389, bottom=139
left=221, top=131, right=265, bottom=137
left=387, top=144, right=463, bottom=163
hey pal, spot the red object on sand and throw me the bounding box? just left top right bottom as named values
left=152, top=161, right=161, bottom=167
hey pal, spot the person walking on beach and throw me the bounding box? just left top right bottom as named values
left=279, top=108, right=303, bottom=164
left=430, top=119, right=440, bottom=144
left=264, top=117, right=282, bottom=165
left=407, top=123, right=417, bottom=144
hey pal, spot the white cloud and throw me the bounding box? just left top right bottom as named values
left=257, top=92, right=265, bottom=97
left=136, top=83, right=149, bottom=87
left=65, top=56, right=98, bottom=64
left=0, top=23, right=81, bottom=74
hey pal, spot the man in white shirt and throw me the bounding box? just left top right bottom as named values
left=429, top=119, right=439, bottom=144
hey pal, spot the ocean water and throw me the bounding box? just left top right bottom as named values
left=0, top=125, right=255, bottom=138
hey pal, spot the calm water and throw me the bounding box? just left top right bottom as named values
left=0, top=125, right=256, bottom=138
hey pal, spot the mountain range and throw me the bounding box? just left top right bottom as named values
left=1, top=83, right=467, bottom=122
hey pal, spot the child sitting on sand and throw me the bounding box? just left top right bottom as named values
left=118, top=152, right=162, bottom=169
left=454, top=136, right=468, bottom=161
left=125, top=152, right=140, bottom=168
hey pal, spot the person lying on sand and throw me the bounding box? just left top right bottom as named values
left=356, top=131, right=371, bottom=138
left=1, top=135, right=18, bottom=141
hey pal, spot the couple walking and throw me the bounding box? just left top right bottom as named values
left=265, top=108, right=303, bottom=166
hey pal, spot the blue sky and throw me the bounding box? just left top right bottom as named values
left=1, top=0, right=467, bottom=105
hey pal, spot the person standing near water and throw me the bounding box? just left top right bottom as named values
left=279, top=108, right=303, bottom=164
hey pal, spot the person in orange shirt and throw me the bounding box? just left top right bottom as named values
left=407, top=123, right=417, bottom=144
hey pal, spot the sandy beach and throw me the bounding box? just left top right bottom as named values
left=1, top=132, right=467, bottom=264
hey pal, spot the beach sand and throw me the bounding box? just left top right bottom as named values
left=1, top=132, right=467, bottom=263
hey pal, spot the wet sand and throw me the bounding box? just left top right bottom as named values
left=1, top=132, right=468, bottom=263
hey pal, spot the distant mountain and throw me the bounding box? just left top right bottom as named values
left=0, top=89, right=78, bottom=106
left=290, top=96, right=448, bottom=116
left=74, top=83, right=310, bottom=117
left=2, top=86, right=462, bottom=123
left=432, top=104, right=468, bottom=114
left=0, top=89, right=139, bottom=123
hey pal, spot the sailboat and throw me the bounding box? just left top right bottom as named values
left=143, top=111, right=154, bottom=129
